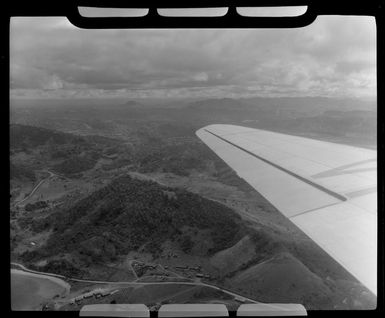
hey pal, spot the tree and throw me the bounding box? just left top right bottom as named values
left=180, top=235, right=193, bottom=253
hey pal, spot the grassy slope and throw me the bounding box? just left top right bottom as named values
left=227, top=252, right=332, bottom=309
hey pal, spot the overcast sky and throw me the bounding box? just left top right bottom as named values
left=10, top=16, right=376, bottom=99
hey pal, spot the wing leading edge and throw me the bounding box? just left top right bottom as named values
left=196, top=124, right=377, bottom=295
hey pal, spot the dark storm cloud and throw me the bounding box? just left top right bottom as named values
left=10, top=16, right=376, bottom=99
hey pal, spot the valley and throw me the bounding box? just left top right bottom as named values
left=10, top=96, right=377, bottom=311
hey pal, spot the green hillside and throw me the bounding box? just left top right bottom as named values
left=10, top=124, right=124, bottom=176
left=10, top=163, right=35, bottom=181
left=10, top=124, right=85, bottom=149
left=228, top=252, right=333, bottom=309
left=22, top=175, right=244, bottom=268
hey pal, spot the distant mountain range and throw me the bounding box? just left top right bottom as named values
left=186, top=96, right=376, bottom=115
left=125, top=100, right=145, bottom=108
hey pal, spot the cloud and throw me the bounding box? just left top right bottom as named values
left=10, top=16, right=376, bottom=99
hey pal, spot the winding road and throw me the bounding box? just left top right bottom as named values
left=13, top=171, right=56, bottom=207
left=11, top=262, right=258, bottom=304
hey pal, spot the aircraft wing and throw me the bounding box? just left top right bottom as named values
left=196, top=124, right=377, bottom=295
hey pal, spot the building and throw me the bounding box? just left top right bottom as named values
left=75, top=296, right=83, bottom=303
left=83, top=293, right=93, bottom=299
left=101, top=291, right=111, bottom=297
left=234, top=296, right=246, bottom=303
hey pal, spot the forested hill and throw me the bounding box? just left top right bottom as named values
left=10, top=124, right=86, bottom=149
left=23, top=175, right=243, bottom=264
left=10, top=124, right=124, bottom=176
left=10, top=124, right=121, bottom=150
left=10, top=162, right=36, bottom=182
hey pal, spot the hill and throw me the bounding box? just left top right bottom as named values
left=210, top=235, right=256, bottom=275
left=10, top=124, right=124, bottom=176
left=187, top=97, right=376, bottom=115
left=21, top=175, right=244, bottom=271
left=210, top=232, right=284, bottom=277
left=228, top=252, right=333, bottom=309
left=183, top=97, right=376, bottom=147
left=125, top=100, right=144, bottom=108
left=10, top=163, right=36, bottom=182
left=187, top=98, right=253, bottom=112
left=10, top=124, right=86, bottom=150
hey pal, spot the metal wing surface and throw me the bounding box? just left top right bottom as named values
left=196, top=124, right=377, bottom=295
